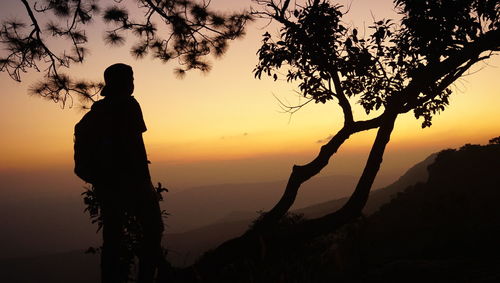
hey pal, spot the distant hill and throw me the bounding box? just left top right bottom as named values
left=0, top=169, right=391, bottom=260
left=165, top=153, right=436, bottom=266
left=165, top=173, right=396, bottom=233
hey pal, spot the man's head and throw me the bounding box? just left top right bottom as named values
left=102, top=63, right=134, bottom=97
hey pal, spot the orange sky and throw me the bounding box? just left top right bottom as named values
left=1, top=0, right=499, bottom=188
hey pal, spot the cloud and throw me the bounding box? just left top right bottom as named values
left=316, top=134, right=333, bottom=144
left=221, top=132, right=249, bottom=140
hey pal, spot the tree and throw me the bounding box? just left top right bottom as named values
left=250, top=0, right=499, bottom=230
left=489, top=136, right=500, bottom=145
left=0, top=0, right=251, bottom=107
left=186, top=0, right=499, bottom=280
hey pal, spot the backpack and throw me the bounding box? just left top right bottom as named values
left=74, top=105, right=104, bottom=183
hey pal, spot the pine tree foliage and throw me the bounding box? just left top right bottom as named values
left=0, top=0, right=251, bottom=107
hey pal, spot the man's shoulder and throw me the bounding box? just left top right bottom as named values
left=125, top=96, right=143, bottom=115
left=90, top=99, right=109, bottom=111
left=90, top=96, right=140, bottom=110
left=110, top=96, right=141, bottom=108
left=128, top=96, right=141, bottom=107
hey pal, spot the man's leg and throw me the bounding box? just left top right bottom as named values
left=136, top=183, right=165, bottom=283
left=101, top=201, right=126, bottom=283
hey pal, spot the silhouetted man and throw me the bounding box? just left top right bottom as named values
left=91, top=63, right=164, bottom=283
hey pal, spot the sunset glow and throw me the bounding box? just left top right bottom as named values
left=1, top=0, right=499, bottom=186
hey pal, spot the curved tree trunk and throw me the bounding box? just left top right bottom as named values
left=260, top=116, right=383, bottom=226
left=260, top=126, right=351, bottom=225
left=296, top=111, right=398, bottom=239
left=185, top=113, right=397, bottom=281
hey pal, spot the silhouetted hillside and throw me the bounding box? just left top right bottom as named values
left=361, top=142, right=500, bottom=263
left=312, top=141, right=500, bottom=282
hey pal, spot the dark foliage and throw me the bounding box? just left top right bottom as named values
left=253, top=0, right=499, bottom=127
left=83, top=182, right=169, bottom=281
left=102, top=0, right=251, bottom=74
left=489, top=135, right=500, bottom=145
left=0, top=0, right=251, bottom=107
left=395, top=0, right=499, bottom=62
left=1, top=0, right=102, bottom=107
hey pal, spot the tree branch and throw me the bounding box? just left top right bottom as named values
left=289, top=110, right=398, bottom=240
left=398, top=28, right=500, bottom=111
left=401, top=55, right=481, bottom=113
left=257, top=113, right=384, bottom=226
left=330, top=69, right=354, bottom=125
